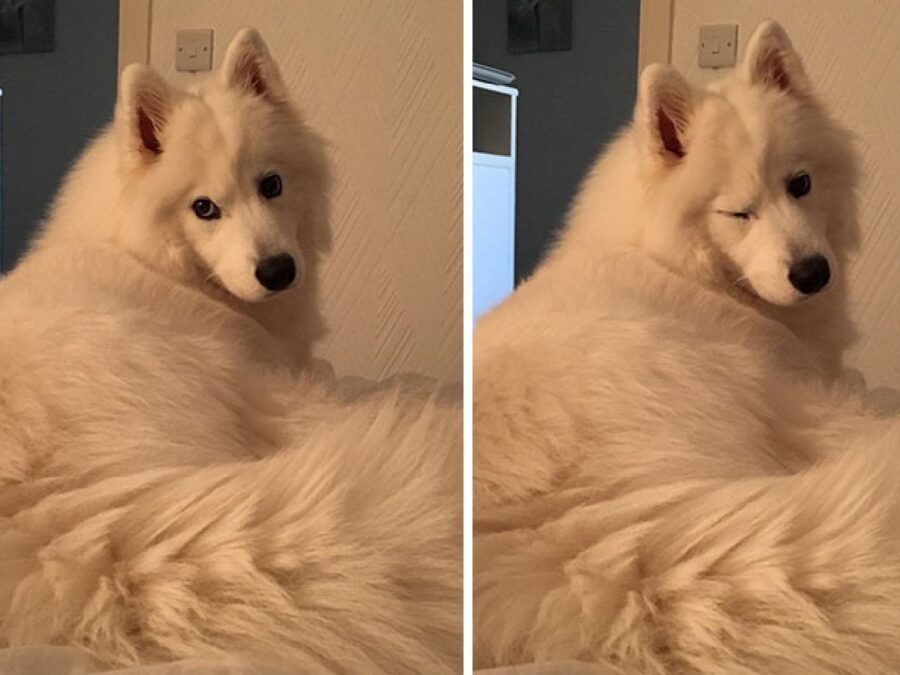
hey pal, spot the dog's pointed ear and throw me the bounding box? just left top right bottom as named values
left=636, top=64, right=694, bottom=164
left=221, top=28, right=289, bottom=103
left=742, top=21, right=811, bottom=97
left=116, top=64, right=173, bottom=160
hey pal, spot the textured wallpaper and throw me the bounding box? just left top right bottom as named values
left=670, top=0, right=900, bottom=390
left=148, top=0, right=462, bottom=382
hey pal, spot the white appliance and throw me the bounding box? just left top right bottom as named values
left=473, top=76, right=517, bottom=321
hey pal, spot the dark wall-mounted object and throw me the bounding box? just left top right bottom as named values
left=0, top=0, right=55, bottom=54
left=508, top=0, right=572, bottom=54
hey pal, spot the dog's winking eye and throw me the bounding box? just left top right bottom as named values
left=716, top=209, right=752, bottom=221
left=191, top=198, right=221, bottom=220
left=259, top=173, right=282, bottom=199
left=787, top=172, right=811, bottom=198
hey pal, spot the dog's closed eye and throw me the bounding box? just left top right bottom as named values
left=716, top=209, right=753, bottom=221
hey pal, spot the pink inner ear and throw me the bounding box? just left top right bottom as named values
left=770, top=55, right=791, bottom=90
left=756, top=48, right=793, bottom=92
left=657, top=107, right=685, bottom=159
left=250, top=66, right=267, bottom=96
left=137, top=107, right=162, bottom=155
left=240, top=56, right=267, bottom=96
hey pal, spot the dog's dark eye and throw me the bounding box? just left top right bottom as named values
left=191, top=198, right=221, bottom=220
left=259, top=173, right=282, bottom=199
left=787, top=172, right=811, bottom=198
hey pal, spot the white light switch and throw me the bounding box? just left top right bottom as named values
left=698, top=24, right=738, bottom=69
left=176, top=29, right=213, bottom=72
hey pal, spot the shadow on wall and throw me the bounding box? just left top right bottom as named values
left=0, top=0, right=119, bottom=272
left=473, top=0, right=639, bottom=282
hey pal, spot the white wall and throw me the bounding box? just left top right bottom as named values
left=147, top=0, right=461, bottom=382
left=668, top=1, right=900, bottom=390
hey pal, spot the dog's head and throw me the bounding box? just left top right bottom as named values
left=113, top=28, right=330, bottom=303
left=633, top=21, right=858, bottom=307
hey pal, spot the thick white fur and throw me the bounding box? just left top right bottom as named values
left=474, top=21, right=900, bottom=673
left=0, top=29, right=461, bottom=673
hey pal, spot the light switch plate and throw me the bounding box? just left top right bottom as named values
left=176, top=29, right=213, bottom=72
left=698, top=24, right=738, bottom=69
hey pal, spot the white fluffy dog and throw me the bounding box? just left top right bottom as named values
left=475, top=21, right=900, bottom=674
left=0, top=29, right=460, bottom=673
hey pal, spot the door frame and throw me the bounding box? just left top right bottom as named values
left=118, top=0, right=151, bottom=73
left=638, top=0, right=673, bottom=73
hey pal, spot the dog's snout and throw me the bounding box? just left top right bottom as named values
left=788, top=254, right=830, bottom=295
left=255, top=254, right=296, bottom=292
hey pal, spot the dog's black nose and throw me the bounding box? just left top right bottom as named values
left=788, top=254, right=830, bottom=295
left=255, top=254, right=296, bottom=292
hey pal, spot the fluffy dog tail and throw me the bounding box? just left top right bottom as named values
left=1, top=396, right=461, bottom=674
left=475, top=420, right=900, bottom=674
